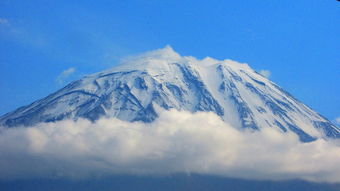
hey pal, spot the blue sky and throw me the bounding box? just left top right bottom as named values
left=0, top=0, right=339, bottom=121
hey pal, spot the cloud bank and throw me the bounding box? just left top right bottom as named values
left=0, top=110, right=339, bottom=182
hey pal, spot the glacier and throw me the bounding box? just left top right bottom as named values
left=0, top=46, right=339, bottom=142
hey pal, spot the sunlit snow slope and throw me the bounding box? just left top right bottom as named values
left=1, top=46, right=339, bottom=142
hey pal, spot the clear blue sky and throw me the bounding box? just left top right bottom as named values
left=0, top=0, right=339, bottom=121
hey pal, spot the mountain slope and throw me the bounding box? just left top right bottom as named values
left=1, top=46, right=339, bottom=142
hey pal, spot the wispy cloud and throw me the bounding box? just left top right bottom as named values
left=0, top=17, right=50, bottom=49
left=0, top=18, right=9, bottom=25
left=55, top=67, right=76, bottom=85
left=0, top=110, right=339, bottom=182
left=334, top=117, right=340, bottom=125
left=259, top=70, right=271, bottom=78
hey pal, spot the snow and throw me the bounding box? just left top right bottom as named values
left=1, top=46, right=339, bottom=140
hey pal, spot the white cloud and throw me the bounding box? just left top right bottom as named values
left=55, top=67, right=76, bottom=85
left=0, top=110, right=339, bottom=182
left=259, top=70, right=271, bottom=78
left=0, top=18, right=9, bottom=25
left=335, top=117, right=340, bottom=125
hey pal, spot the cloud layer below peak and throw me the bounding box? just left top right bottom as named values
left=0, top=110, right=339, bottom=182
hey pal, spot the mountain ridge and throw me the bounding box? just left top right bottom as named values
left=1, top=46, right=339, bottom=142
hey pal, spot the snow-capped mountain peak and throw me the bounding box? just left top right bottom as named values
left=1, top=46, right=339, bottom=142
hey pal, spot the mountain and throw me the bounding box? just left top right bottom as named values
left=0, top=46, right=339, bottom=142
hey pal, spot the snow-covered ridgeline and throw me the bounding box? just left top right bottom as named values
left=0, top=46, right=339, bottom=142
